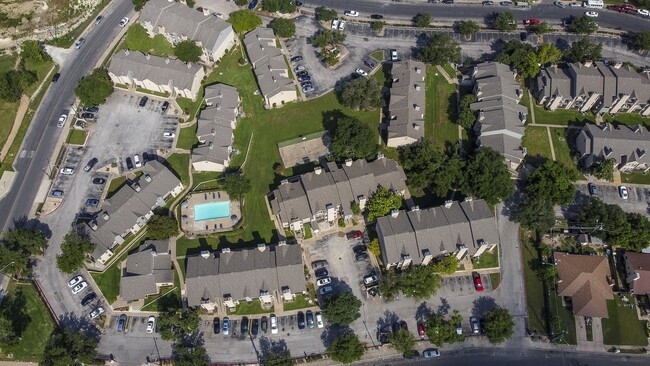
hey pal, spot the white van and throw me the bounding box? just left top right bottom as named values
left=583, top=0, right=604, bottom=9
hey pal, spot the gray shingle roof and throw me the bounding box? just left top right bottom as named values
left=578, top=123, right=650, bottom=168
left=120, top=239, right=173, bottom=302
left=377, top=212, right=419, bottom=266
left=535, top=65, right=573, bottom=101
left=270, top=180, right=312, bottom=225
left=185, top=244, right=305, bottom=307
left=387, top=61, right=426, bottom=145
left=243, top=28, right=294, bottom=102
left=109, top=51, right=203, bottom=92
left=460, top=200, right=499, bottom=249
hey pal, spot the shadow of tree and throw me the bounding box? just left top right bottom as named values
left=472, top=296, right=497, bottom=317
left=320, top=324, right=351, bottom=348
left=58, top=312, right=102, bottom=340
left=438, top=298, right=451, bottom=317
left=375, top=309, right=399, bottom=330
left=415, top=302, right=432, bottom=323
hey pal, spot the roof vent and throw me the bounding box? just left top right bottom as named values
left=414, top=84, right=421, bottom=91
left=144, top=174, right=152, bottom=182
left=187, top=62, right=193, bottom=69
left=221, top=248, right=231, bottom=253
left=103, top=212, right=110, bottom=220
left=218, top=91, right=223, bottom=98
left=444, top=200, right=453, bottom=208
left=124, top=49, right=130, bottom=56
left=200, top=250, right=210, bottom=259
left=613, top=61, right=623, bottom=69
left=390, top=209, right=399, bottom=218
left=634, top=125, right=642, bottom=133
left=257, top=243, right=266, bottom=252
left=415, top=67, right=421, bottom=74
left=90, top=221, right=98, bottom=230
left=278, top=241, right=287, bottom=246
left=410, top=206, right=419, bottom=212
left=414, top=104, right=420, bottom=111
left=345, top=159, right=353, bottom=167
left=133, top=182, right=141, bottom=192
left=211, top=128, right=216, bottom=135
left=209, top=142, right=214, bottom=149
left=377, top=153, right=385, bottom=159
left=280, top=179, right=289, bottom=185
left=203, top=7, right=210, bottom=16
left=314, top=166, right=322, bottom=175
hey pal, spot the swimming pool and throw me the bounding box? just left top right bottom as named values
left=194, top=201, right=231, bottom=221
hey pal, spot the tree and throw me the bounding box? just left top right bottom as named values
left=463, top=148, right=514, bottom=205
left=430, top=255, right=458, bottom=274
left=264, top=350, right=292, bottom=366
left=533, top=22, right=553, bottom=39
left=563, top=38, right=602, bottom=63
left=483, top=307, right=515, bottom=344
left=366, top=186, right=402, bottom=222
left=228, top=10, right=262, bottom=34
left=158, top=308, right=201, bottom=341
left=41, top=328, right=98, bottom=366
left=263, top=0, right=296, bottom=13
left=351, top=201, right=361, bottom=215
left=147, top=214, right=180, bottom=239
left=186, top=0, right=196, bottom=7
left=399, top=141, right=465, bottom=196
left=371, top=21, right=385, bottom=33
left=327, top=332, right=364, bottom=364
left=413, top=13, right=432, bottom=28
left=175, top=40, right=202, bottom=63
left=397, top=265, right=441, bottom=300
left=634, top=32, right=650, bottom=52
left=368, top=238, right=381, bottom=258
left=388, top=328, right=416, bottom=355
left=316, top=6, right=338, bottom=22
left=514, top=195, right=556, bottom=233
left=338, top=77, right=382, bottom=111
left=419, top=34, right=461, bottom=65
left=312, top=30, right=346, bottom=48
left=495, top=40, right=534, bottom=71
left=132, top=0, right=150, bottom=11
left=590, top=158, right=615, bottom=181
left=0, top=315, right=17, bottom=347
left=525, top=160, right=577, bottom=205
left=321, top=292, right=362, bottom=325
left=536, top=43, right=562, bottom=66
left=425, top=310, right=464, bottom=346
left=331, top=116, right=378, bottom=161
left=625, top=213, right=650, bottom=252
left=576, top=197, right=632, bottom=248
left=457, top=94, right=478, bottom=129
left=223, top=174, right=251, bottom=199
left=21, top=40, right=51, bottom=62
left=457, top=20, right=480, bottom=39
left=3, top=226, right=48, bottom=255
left=518, top=50, right=540, bottom=79
left=570, top=16, right=598, bottom=35
left=271, top=18, right=296, bottom=38
left=494, top=12, right=517, bottom=32
left=0, top=68, right=38, bottom=102
left=174, top=342, right=209, bottom=366
left=74, top=68, right=114, bottom=107
left=56, top=230, right=94, bottom=274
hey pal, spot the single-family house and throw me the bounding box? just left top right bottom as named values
left=623, top=252, right=650, bottom=298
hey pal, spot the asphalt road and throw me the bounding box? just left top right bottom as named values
left=0, top=0, right=134, bottom=233
left=303, top=0, right=650, bottom=32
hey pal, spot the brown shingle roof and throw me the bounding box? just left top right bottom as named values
left=554, top=252, right=613, bottom=318
left=624, top=252, right=650, bottom=297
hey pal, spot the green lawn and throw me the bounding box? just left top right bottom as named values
left=0, top=283, right=56, bottom=362
left=522, top=232, right=548, bottom=335
left=548, top=288, right=577, bottom=345
left=177, top=125, right=198, bottom=150
left=522, top=126, right=551, bottom=159
left=228, top=299, right=274, bottom=315
left=489, top=273, right=501, bottom=290
left=370, top=50, right=384, bottom=61
left=621, top=171, right=650, bottom=185
left=601, top=295, right=649, bottom=346
left=164, top=153, right=191, bottom=187
left=192, top=171, right=223, bottom=190
left=603, top=113, right=650, bottom=127
left=174, top=46, right=380, bottom=249
left=283, top=294, right=316, bottom=311
left=122, top=24, right=175, bottom=57
left=66, top=129, right=88, bottom=145
left=549, top=128, right=584, bottom=178
left=425, top=65, right=459, bottom=150
left=91, top=259, right=123, bottom=304
left=472, top=247, right=499, bottom=269
left=106, top=176, right=127, bottom=199
left=177, top=97, right=204, bottom=123
left=141, top=269, right=182, bottom=312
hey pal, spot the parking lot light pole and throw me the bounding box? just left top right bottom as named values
left=0, top=261, right=15, bottom=275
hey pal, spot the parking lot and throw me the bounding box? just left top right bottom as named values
left=575, top=182, right=650, bottom=217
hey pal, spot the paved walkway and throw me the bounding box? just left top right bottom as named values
left=546, top=126, right=557, bottom=161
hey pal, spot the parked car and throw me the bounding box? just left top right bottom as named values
left=139, top=96, right=148, bottom=107
left=85, top=199, right=99, bottom=207
left=297, top=311, right=306, bottom=329
left=306, top=310, right=315, bottom=328
left=161, top=101, right=169, bottom=112
left=315, top=267, right=329, bottom=278
left=338, top=20, right=346, bottom=30
left=364, top=60, right=376, bottom=68
left=390, top=49, right=398, bottom=61
left=319, top=286, right=333, bottom=296
left=134, top=154, right=142, bottom=168
left=95, top=15, right=103, bottom=25
left=68, top=275, right=84, bottom=288
left=316, top=277, right=332, bottom=287
left=499, top=1, right=513, bottom=5
left=80, top=292, right=96, bottom=306
left=370, top=14, right=384, bottom=19
left=71, top=281, right=88, bottom=295
left=418, top=323, right=426, bottom=337
left=301, top=81, right=313, bottom=88
left=302, top=84, right=315, bottom=93
left=90, top=306, right=105, bottom=319
left=482, top=0, right=495, bottom=4
left=619, top=185, right=629, bottom=199
left=222, top=317, right=230, bottom=335
left=52, top=72, right=60, bottom=83
left=270, top=314, right=278, bottom=334
left=344, top=10, right=359, bottom=17
left=403, top=351, right=420, bottom=360
left=261, top=316, right=268, bottom=333
left=311, top=260, right=328, bottom=270
left=248, top=0, right=258, bottom=10
left=294, top=65, right=305, bottom=72
left=297, top=70, right=308, bottom=77
left=81, top=112, right=96, bottom=120
left=291, top=55, right=303, bottom=62
left=92, top=178, right=106, bottom=185
left=60, top=167, right=74, bottom=175
left=348, top=230, right=364, bottom=240
left=83, top=106, right=99, bottom=113
left=163, top=132, right=176, bottom=139
left=472, top=271, right=484, bottom=292
left=117, top=314, right=127, bottom=332
left=146, top=316, right=156, bottom=334
left=455, top=322, right=462, bottom=335
left=119, top=17, right=129, bottom=27
left=51, top=189, right=64, bottom=197
left=423, top=348, right=441, bottom=358
left=470, top=316, right=480, bottom=334
left=84, top=158, right=98, bottom=172
left=241, top=316, right=249, bottom=334
left=554, top=0, right=566, bottom=7
left=57, top=114, right=68, bottom=127
left=316, top=312, right=324, bottom=328
left=331, top=19, right=339, bottom=29
left=638, top=8, right=650, bottom=16
left=442, top=0, right=454, bottom=3
left=363, top=274, right=379, bottom=286
left=520, top=32, right=528, bottom=41
left=125, top=157, right=134, bottom=170
left=355, top=252, right=369, bottom=261
left=569, top=1, right=582, bottom=7
left=74, top=37, right=86, bottom=50
left=251, top=318, right=259, bottom=336
left=588, top=183, right=598, bottom=195
left=298, top=75, right=311, bottom=82
left=523, top=19, right=540, bottom=25
left=213, top=317, right=220, bottom=334
left=585, top=11, right=599, bottom=17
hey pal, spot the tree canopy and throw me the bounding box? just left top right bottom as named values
left=380, top=265, right=442, bottom=301
left=264, top=349, right=292, bottom=366
left=399, top=140, right=465, bottom=196
left=74, top=68, right=114, bottom=107
left=533, top=22, right=553, bottom=36
left=366, top=186, right=403, bottom=222
left=0, top=225, right=48, bottom=275
left=223, top=174, right=252, bottom=199
left=158, top=308, right=201, bottom=341
left=146, top=214, right=180, bottom=239
left=495, top=40, right=535, bottom=75
left=525, top=160, right=577, bottom=206
left=463, top=147, right=515, bottom=205
left=388, top=328, right=417, bottom=355
left=327, top=332, right=364, bottom=364
left=56, top=230, right=94, bottom=274
left=312, top=29, right=346, bottom=48
left=338, top=77, right=382, bottom=111
left=413, top=13, right=432, bottom=28
left=0, top=315, right=16, bottom=347
left=321, top=292, right=362, bottom=326
left=41, top=328, right=98, bottom=366
left=0, top=67, right=38, bottom=102
left=570, top=16, right=598, bottom=35
left=316, top=7, right=338, bottom=22
left=174, top=40, right=202, bottom=63
left=419, top=34, right=461, bottom=65
left=484, top=307, right=515, bottom=344
left=331, top=116, right=378, bottom=161
left=514, top=194, right=556, bottom=233
left=271, top=18, right=296, bottom=38
left=634, top=32, right=650, bottom=52
left=494, top=12, right=517, bottom=32
left=536, top=43, right=562, bottom=66
left=263, top=0, right=296, bottom=13
left=21, top=40, right=51, bottom=62
left=430, top=255, right=459, bottom=274
left=425, top=310, right=464, bottom=346
left=132, top=0, right=150, bottom=11
left=563, top=38, right=602, bottom=63
left=591, top=158, right=615, bottom=181
left=228, top=10, right=262, bottom=34
left=457, top=20, right=480, bottom=38
left=457, top=94, right=478, bottom=129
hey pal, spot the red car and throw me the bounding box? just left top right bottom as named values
left=607, top=5, right=621, bottom=11
left=348, top=230, right=363, bottom=239
left=622, top=5, right=635, bottom=12
left=472, top=271, right=484, bottom=292
left=417, top=323, right=425, bottom=338
left=523, top=19, right=540, bottom=25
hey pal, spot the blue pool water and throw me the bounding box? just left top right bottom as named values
left=194, top=201, right=231, bottom=221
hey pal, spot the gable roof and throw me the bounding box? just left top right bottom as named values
left=377, top=212, right=418, bottom=266
left=387, top=61, right=426, bottom=144
left=624, top=252, right=650, bottom=297
left=243, top=28, right=295, bottom=101
left=120, top=239, right=173, bottom=301
left=579, top=123, right=650, bottom=167
left=554, top=252, right=614, bottom=318
left=109, top=51, right=203, bottom=92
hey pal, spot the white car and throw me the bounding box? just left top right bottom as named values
left=57, top=114, right=68, bottom=128
left=554, top=1, right=566, bottom=8
left=619, top=185, right=629, bottom=199
left=60, top=167, right=74, bottom=175
left=344, top=10, right=359, bottom=17
left=585, top=11, right=599, bottom=17
left=316, top=312, right=324, bottom=328
left=133, top=154, right=142, bottom=168
left=390, top=49, right=398, bottom=61
left=71, top=281, right=88, bottom=295
left=338, top=20, right=346, bottom=30
left=270, top=314, right=278, bottom=334
left=316, top=277, right=331, bottom=287
left=90, top=306, right=105, bottom=319
left=163, top=132, right=175, bottom=139
left=355, top=68, right=368, bottom=77
left=68, top=275, right=84, bottom=288
left=363, top=274, right=379, bottom=285
left=146, top=316, right=156, bottom=333
left=638, top=9, right=650, bottom=17
left=119, top=17, right=129, bottom=27
left=331, top=19, right=339, bottom=29
left=569, top=1, right=582, bottom=7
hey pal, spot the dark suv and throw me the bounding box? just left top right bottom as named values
left=139, top=96, right=149, bottom=107
left=241, top=316, right=249, bottom=334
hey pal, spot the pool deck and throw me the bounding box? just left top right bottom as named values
left=180, top=191, right=242, bottom=236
